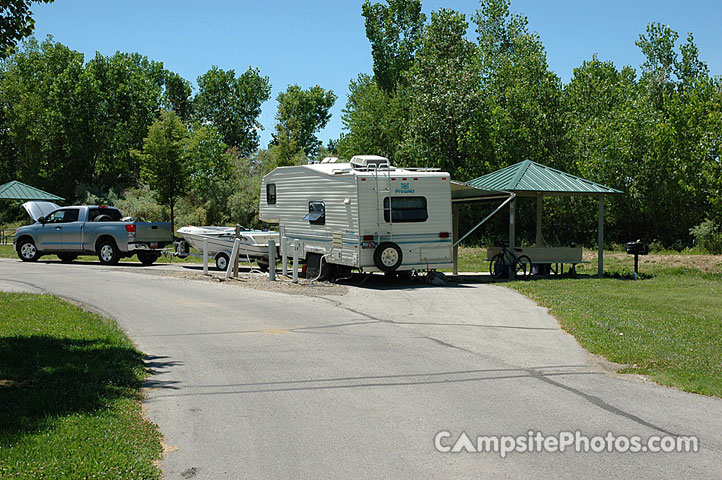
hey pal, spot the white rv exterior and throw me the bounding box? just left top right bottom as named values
left=258, top=155, right=453, bottom=273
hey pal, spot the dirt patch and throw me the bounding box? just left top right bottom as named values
left=583, top=251, right=722, bottom=273
left=118, top=266, right=347, bottom=297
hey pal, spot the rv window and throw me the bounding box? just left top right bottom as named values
left=383, top=197, right=428, bottom=223
left=303, top=201, right=325, bottom=225
left=267, top=183, right=276, bottom=205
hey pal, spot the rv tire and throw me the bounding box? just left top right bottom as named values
left=374, top=242, right=402, bottom=272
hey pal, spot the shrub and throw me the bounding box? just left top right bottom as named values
left=690, top=219, right=722, bottom=254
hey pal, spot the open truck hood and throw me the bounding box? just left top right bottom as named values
left=22, top=201, right=61, bottom=221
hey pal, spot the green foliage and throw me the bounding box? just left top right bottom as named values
left=114, top=184, right=168, bottom=222
left=340, top=0, right=722, bottom=249
left=133, top=110, right=189, bottom=231
left=690, top=220, right=722, bottom=254
left=193, top=66, right=271, bottom=155
left=362, top=0, right=425, bottom=92
left=0, top=38, right=183, bottom=201
left=184, top=124, right=233, bottom=225
left=401, top=8, right=482, bottom=178
left=0, top=0, right=53, bottom=58
left=337, top=73, right=406, bottom=161
left=272, top=84, right=336, bottom=159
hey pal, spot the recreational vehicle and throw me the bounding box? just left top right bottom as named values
left=258, top=155, right=453, bottom=277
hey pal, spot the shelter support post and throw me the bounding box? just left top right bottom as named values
left=509, top=198, right=516, bottom=280
left=536, top=193, right=543, bottom=246
left=598, top=196, right=604, bottom=278
left=452, top=203, right=460, bottom=275
left=292, top=240, right=300, bottom=284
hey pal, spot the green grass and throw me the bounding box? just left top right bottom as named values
left=0, top=292, right=162, bottom=479
left=451, top=247, right=722, bottom=397
left=507, top=262, right=722, bottom=398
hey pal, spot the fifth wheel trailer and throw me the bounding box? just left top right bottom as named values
left=258, top=155, right=453, bottom=276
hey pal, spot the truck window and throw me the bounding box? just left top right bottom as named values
left=88, top=208, right=122, bottom=222
left=46, top=208, right=80, bottom=223
left=383, top=197, right=428, bottom=223
left=267, top=184, right=277, bottom=205
left=303, top=201, right=325, bottom=225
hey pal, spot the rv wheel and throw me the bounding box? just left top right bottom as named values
left=374, top=242, right=402, bottom=272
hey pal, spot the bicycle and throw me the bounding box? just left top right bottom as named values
left=489, top=243, right=532, bottom=280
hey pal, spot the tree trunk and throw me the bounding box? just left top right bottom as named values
left=170, top=199, right=175, bottom=239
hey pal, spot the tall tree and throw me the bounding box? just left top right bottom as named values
left=0, top=0, right=53, bottom=58
left=337, top=73, right=405, bottom=161
left=193, top=66, right=271, bottom=155
left=163, top=71, right=193, bottom=122
left=133, top=111, right=189, bottom=233
left=362, top=0, right=425, bottom=92
left=401, top=8, right=482, bottom=178
left=472, top=0, right=566, bottom=171
left=271, top=84, right=336, bottom=160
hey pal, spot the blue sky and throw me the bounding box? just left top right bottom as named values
left=31, top=0, right=722, bottom=150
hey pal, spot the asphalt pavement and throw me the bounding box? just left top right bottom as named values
left=1, top=257, right=720, bottom=479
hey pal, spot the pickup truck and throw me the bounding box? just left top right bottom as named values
left=14, top=202, right=173, bottom=265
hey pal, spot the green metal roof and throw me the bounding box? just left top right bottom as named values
left=0, top=180, right=65, bottom=201
left=466, top=160, right=622, bottom=196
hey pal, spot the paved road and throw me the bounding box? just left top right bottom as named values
left=1, top=258, right=721, bottom=479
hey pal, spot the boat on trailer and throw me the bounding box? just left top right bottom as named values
left=176, top=225, right=279, bottom=271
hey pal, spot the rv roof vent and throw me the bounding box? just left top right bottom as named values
left=321, top=156, right=341, bottom=163
left=350, top=155, right=390, bottom=170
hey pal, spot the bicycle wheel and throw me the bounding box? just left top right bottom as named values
left=514, top=255, right=533, bottom=280
left=489, top=253, right=507, bottom=279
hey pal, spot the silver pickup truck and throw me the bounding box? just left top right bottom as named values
left=14, top=202, right=173, bottom=265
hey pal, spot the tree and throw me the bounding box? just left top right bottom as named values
left=163, top=71, right=193, bottom=122
left=133, top=111, right=189, bottom=233
left=337, top=73, right=406, bottom=161
left=362, top=0, right=425, bottom=92
left=0, top=37, right=91, bottom=200
left=193, top=66, right=271, bottom=155
left=401, top=8, right=482, bottom=178
left=183, top=124, right=233, bottom=225
left=0, top=0, right=53, bottom=58
left=271, top=84, right=336, bottom=160
left=471, top=0, right=566, bottom=172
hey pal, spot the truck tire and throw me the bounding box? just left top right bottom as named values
left=57, top=253, right=78, bottom=263
left=138, top=252, right=160, bottom=266
left=215, top=252, right=230, bottom=271
left=373, top=242, right=402, bottom=272
left=17, top=238, right=40, bottom=262
left=97, top=239, right=120, bottom=265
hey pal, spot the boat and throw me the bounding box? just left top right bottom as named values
left=176, top=225, right=279, bottom=271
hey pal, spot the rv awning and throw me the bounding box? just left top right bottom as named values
left=450, top=181, right=510, bottom=203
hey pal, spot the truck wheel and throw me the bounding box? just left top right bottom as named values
left=57, top=253, right=78, bottom=263
left=373, top=242, right=402, bottom=272
left=98, top=240, right=120, bottom=265
left=215, top=252, right=230, bottom=271
left=138, top=252, right=160, bottom=266
left=256, top=259, right=269, bottom=272
left=17, top=238, right=40, bottom=262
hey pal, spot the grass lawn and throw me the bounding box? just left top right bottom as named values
left=0, top=292, right=162, bottom=479
left=502, top=252, right=722, bottom=398
left=453, top=247, right=722, bottom=397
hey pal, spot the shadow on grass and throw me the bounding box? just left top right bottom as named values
left=0, top=336, right=177, bottom=443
